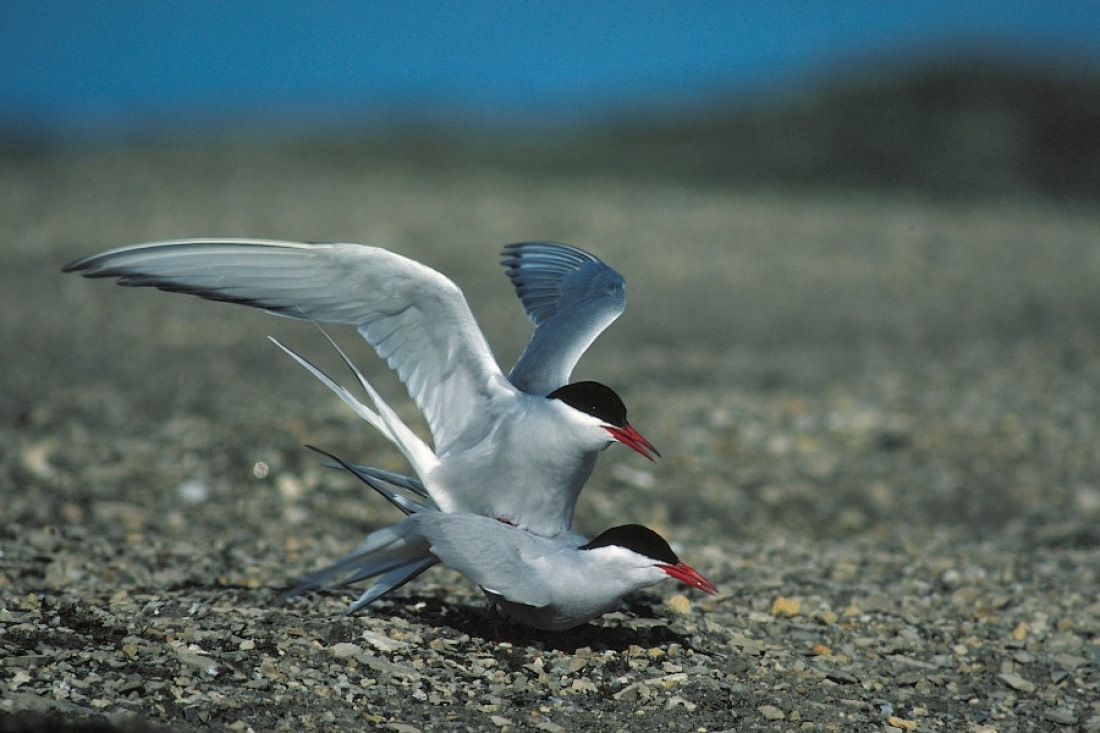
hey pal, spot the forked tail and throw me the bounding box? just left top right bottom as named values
left=268, top=326, right=439, bottom=481
left=276, top=446, right=440, bottom=612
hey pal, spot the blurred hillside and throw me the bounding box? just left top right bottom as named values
left=312, top=58, right=1100, bottom=200
left=575, top=58, right=1100, bottom=198
left=7, top=58, right=1100, bottom=199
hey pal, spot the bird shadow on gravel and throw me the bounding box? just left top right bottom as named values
left=286, top=590, right=696, bottom=653
left=0, top=712, right=172, bottom=733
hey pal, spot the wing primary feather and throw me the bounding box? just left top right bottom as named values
left=309, top=325, right=439, bottom=478
left=344, top=557, right=438, bottom=613
left=327, top=462, right=431, bottom=499
left=268, top=336, right=391, bottom=440
left=500, top=241, right=626, bottom=393
left=305, top=445, right=436, bottom=515
left=274, top=522, right=417, bottom=603
left=268, top=330, right=439, bottom=482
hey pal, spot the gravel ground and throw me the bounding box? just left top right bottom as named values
left=2, top=144, right=1099, bottom=731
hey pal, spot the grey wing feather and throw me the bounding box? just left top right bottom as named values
left=344, top=556, right=437, bottom=614
left=410, top=513, right=585, bottom=608
left=308, top=445, right=436, bottom=515
left=337, top=463, right=432, bottom=501
left=276, top=447, right=440, bottom=612
left=500, top=242, right=625, bottom=394
left=65, top=239, right=512, bottom=453
left=274, top=522, right=438, bottom=611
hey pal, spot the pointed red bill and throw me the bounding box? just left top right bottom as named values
left=658, top=562, right=719, bottom=595
left=605, top=424, right=660, bottom=461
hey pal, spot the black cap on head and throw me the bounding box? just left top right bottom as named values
left=548, top=381, right=628, bottom=427
left=581, top=524, right=679, bottom=564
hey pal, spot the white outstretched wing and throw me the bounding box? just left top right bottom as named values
left=65, top=239, right=514, bottom=453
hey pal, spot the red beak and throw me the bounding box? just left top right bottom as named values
left=658, top=562, right=719, bottom=595
left=605, top=424, right=660, bottom=461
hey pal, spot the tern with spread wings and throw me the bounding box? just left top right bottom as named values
left=64, top=240, right=657, bottom=537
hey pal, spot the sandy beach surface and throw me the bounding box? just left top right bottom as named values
left=2, top=143, right=1098, bottom=731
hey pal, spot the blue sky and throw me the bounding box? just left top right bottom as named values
left=3, top=1, right=1099, bottom=139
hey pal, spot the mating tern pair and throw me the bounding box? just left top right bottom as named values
left=65, top=239, right=716, bottom=630
left=279, top=446, right=716, bottom=631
